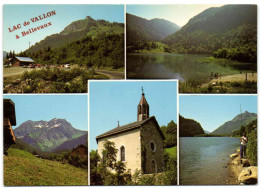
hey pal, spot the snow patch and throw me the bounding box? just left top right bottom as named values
left=48, top=123, right=61, bottom=129
left=35, top=125, right=43, bottom=128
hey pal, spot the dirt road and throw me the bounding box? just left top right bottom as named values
left=96, top=70, right=124, bottom=79
left=3, top=67, right=41, bottom=77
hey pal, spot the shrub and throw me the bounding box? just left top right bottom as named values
left=247, top=130, right=257, bottom=166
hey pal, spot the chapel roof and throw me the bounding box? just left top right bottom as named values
left=96, top=116, right=165, bottom=141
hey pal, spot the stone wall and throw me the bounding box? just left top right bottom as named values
left=140, top=119, right=164, bottom=174
left=97, top=128, right=142, bottom=174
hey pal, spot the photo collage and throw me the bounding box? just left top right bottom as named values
left=2, top=4, right=258, bottom=186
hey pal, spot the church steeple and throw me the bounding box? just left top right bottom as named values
left=137, top=87, right=149, bottom=121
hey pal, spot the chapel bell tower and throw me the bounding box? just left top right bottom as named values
left=137, top=87, right=149, bottom=121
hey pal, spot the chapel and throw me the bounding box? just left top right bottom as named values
left=96, top=88, right=164, bottom=174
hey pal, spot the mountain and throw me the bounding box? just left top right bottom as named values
left=179, top=115, right=205, bottom=137
left=204, top=130, right=210, bottom=134
left=52, top=133, right=88, bottom=152
left=14, top=118, right=87, bottom=151
left=27, top=16, right=124, bottom=53
left=164, top=5, right=257, bottom=62
left=126, top=13, right=180, bottom=45
left=211, top=111, right=257, bottom=135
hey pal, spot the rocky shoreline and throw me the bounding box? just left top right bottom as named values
left=228, top=148, right=257, bottom=185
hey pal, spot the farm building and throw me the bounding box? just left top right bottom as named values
left=3, top=99, right=17, bottom=155
left=10, top=56, right=35, bottom=67
left=96, top=89, right=165, bottom=175
left=71, top=144, right=88, bottom=158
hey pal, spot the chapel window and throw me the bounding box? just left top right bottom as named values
left=120, top=146, right=125, bottom=161
left=150, top=141, right=156, bottom=152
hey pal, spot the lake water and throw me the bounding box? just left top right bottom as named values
left=180, top=137, right=240, bottom=185
left=127, top=53, right=256, bottom=83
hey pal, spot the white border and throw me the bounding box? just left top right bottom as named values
left=1, top=1, right=259, bottom=188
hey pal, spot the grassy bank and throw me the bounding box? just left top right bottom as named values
left=180, top=80, right=257, bottom=93
left=4, top=148, right=88, bottom=186
left=164, top=146, right=177, bottom=159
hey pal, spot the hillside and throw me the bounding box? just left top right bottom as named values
left=164, top=5, right=257, bottom=62
left=4, top=148, right=87, bottom=186
left=52, top=133, right=88, bottom=152
left=126, top=13, right=180, bottom=45
left=11, top=138, right=39, bottom=153
left=27, top=16, right=124, bottom=53
left=212, top=111, right=257, bottom=135
left=14, top=119, right=87, bottom=151
left=179, top=115, right=205, bottom=137
left=19, top=16, right=124, bottom=69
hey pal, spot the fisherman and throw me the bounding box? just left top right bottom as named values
left=240, top=132, right=248, bottom=158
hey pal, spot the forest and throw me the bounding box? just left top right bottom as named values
left=179, top=115, right=205, bottom=137
left=18, top=33, right=124, bottom=70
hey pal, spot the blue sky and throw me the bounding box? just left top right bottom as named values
left=89, top=81, right=177, bottom=150
left=127, top=4, right=223, bottom=26
left=3, top=4, right=124, bottom=52
left=4, top=95, right=88, bottom=131
left=180, top=95, right=257, bottom=132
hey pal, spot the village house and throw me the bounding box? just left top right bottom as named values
left=3, top=99, right=17, bottom=155
left=10, top=56, right=35, bottom=67
left=96, top=89, right=165, bottom=175
left=71, top=144, right=88, bottom=158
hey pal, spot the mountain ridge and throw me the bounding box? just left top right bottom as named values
left=27, top=16, right=124, bottom=53
left=126, top=13, right=180, bottom=45
left=163, top=4, right=257, bottom=62
left=211, top=111, right=257, bottom=135
left=14, top=118, right=87, bottom=151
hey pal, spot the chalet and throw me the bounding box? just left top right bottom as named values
left=71, top=144, right=88, bottom=158
left=96, top=89, right=165, bottom=174
left=4, top=99, right=17, bottom=155
left=10, top=56, right=35, bottom=67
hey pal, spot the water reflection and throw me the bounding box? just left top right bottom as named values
left=127, top=53, right=256, bottom=82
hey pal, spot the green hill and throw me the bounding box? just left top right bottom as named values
left=126, top=13, right=180, bottom=45
left=163, top=5, right=257, bottom=62
left=52, top=133, right=88, bottom=152
left=179, top=115, right=205, bottom=137
left=4, top=148, right=87, bottom=186
left=211, top=111, right=257, bottom=135
left=27, top=16, right=124, bottom=53
left=19, top=16, right=124, bottom=69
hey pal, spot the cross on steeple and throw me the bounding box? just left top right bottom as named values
left=137, top=87, right=149, bottom=121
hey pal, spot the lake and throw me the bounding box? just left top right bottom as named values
left=180, top=137, right=239, bottom=185
left=127, top=53, right=256, bottom=83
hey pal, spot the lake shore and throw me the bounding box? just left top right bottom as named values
left=200, top=73, right=257, bottom=88
left=227, top=148, right=257, bottom=185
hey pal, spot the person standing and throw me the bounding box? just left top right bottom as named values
left=240, top=132, right=248, bottom=158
